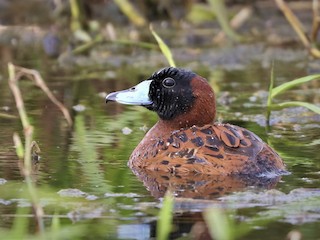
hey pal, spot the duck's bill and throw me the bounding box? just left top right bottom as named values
left=105, top=80, right=153, bottom=106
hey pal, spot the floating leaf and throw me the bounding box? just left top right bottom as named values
left=150, top=25, right=176, bottom=67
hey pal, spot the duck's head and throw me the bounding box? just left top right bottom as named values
left=106, top=67, right=216, bottom=128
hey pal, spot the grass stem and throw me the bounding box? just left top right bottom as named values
left=8, top=63, right=51, bottom=235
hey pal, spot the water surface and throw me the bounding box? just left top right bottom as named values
left=0, top=53, right=320, bottom=239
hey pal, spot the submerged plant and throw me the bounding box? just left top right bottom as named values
left=266, top=65, right=320, bottom=124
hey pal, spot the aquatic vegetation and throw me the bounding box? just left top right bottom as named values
left=5, top=63, right=81, bottom=238
left=150, top=25, right=176, bottom=67
left=204, top=208, right=251, bottom=240
left=8, top=63, right=45, bottom=233
left=207, top=0, right=242, bottom=42
left=113, top=0, right=146, bottom=27
left=157, top=192, right=174, bottom=240
left=275, top=0, right=320, bottom=58
left=267, top=65, right=320, bottom=124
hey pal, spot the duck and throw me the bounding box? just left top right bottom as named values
left=106, top=67, right=287, bottom=176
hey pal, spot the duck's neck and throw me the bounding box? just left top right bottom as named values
left=155, top=77, right=216, bottom=131
left=154, top=105, right=216, bottom=135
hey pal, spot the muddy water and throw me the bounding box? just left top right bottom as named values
left=0, top=50, right=320, bottom=239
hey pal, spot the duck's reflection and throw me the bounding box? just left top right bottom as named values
left=131, top=167, right=281, bottom=199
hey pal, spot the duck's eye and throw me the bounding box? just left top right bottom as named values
left=162, top=77, right=176, bottom=88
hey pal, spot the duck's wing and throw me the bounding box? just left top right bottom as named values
left=133, top=123, right=285, bottom=176
left=167, top=124, right=264, bottom=174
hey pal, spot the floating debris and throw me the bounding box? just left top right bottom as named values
left=0, top=178, right=7, bottom=185
left=86, top=195, right=99, bottom=201
left=104, top=70, right=116, bottom=79
left=0, top=199, right=11, bottom=205
left=98, top=92, right=107, bottom=98
left=220, top=188, right=320, bottom=207
left=67, top=207, right=104, bottom=222
left=122, top=127, right=133, bottom=135
left=72, top=104, right=86, bottom=112
left=104, top=192, right=141, bottom=198
left=1, top=106, right=10, bottom=111
left=58, top=189, right=87, bottom=198
left=139, top=125, right=149, bottom=133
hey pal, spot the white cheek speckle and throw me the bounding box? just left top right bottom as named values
left=166, top=142, right=170, bottom=146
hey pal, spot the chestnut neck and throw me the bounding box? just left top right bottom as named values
left=156, top=76, right=216, bottom=132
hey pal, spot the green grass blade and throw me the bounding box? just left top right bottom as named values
left=157, top=191, right=174, bottom=240
left=51, top=213, right=61, bottom=240
left=10, top=207, right=30, bottom=240
left=266, top=62, right=275, bottom=124
left=204, top=208, right=234, bottom=240
left=271, top=74, right=320, bottom=98
left=150, top=25, right=176, bottom=67
left=267, top=62, right=275, bottom=107
left=270, top=101, right=320, bottom=114
left=13, top=133, right=24, bottom=159
left=207, top=0, right=242, bottom=41
left=113, top=0, right=146, bottom=26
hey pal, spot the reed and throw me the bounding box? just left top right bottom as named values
left=8, top=63, right=45, bottom=235
left=275, top=0, right=320, bottom=58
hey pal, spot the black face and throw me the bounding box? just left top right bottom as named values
left=146, top=67, right=196, bottom=120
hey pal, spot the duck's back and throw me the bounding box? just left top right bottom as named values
left=128, top=123, right=286, bottom=176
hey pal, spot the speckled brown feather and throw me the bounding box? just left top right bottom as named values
left=129, top=123, right=286, bottom=176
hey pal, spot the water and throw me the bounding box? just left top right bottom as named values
left=0, top=55, right=320, bottom=239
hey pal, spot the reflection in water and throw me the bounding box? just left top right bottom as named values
left=131, top=167, right=281, bottom=199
